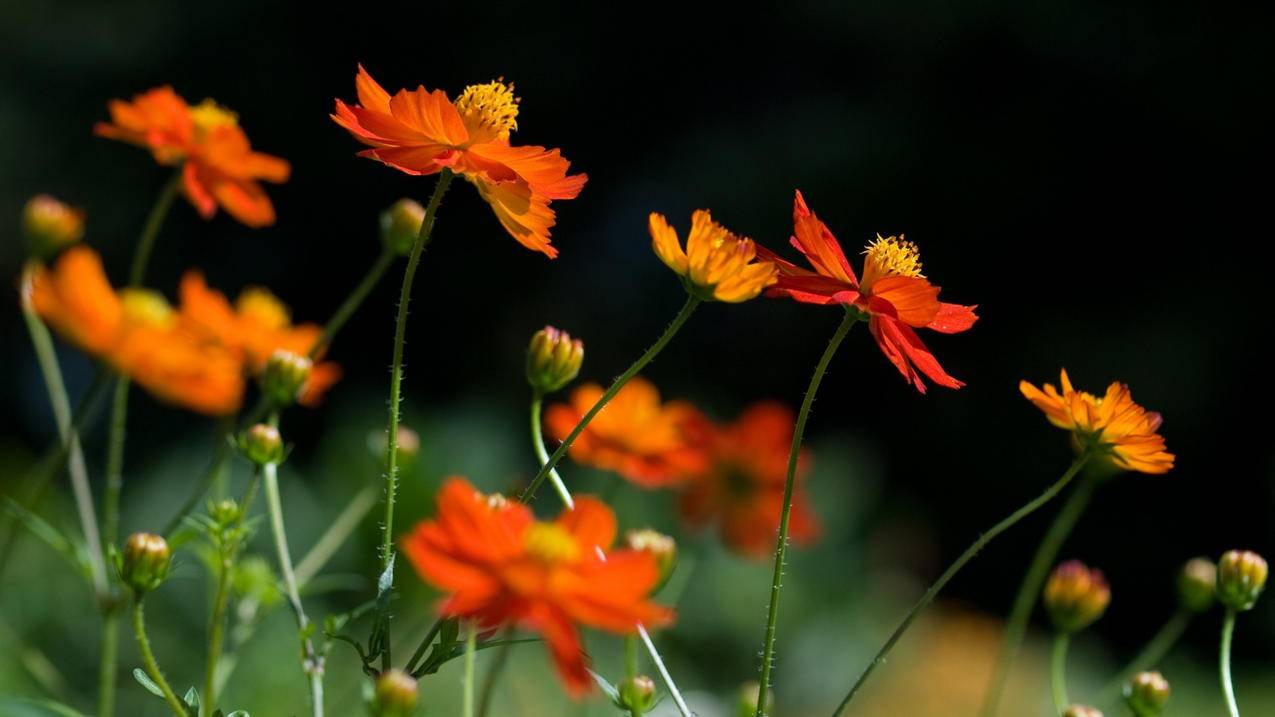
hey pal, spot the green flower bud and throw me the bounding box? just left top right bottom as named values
left=261, top=349, right=312, bottom=407
left=1044, top=560, right=1110, bottom=633
left=1177, top=557, right=1216, bottom=612
left=380, top=199, right=426, bottom=256
left=526, top=326, right=584, bottom=395
left=208, top=498, right=242, bottom=527
left=370, top=668, right=417, bottom=717
left=1062, top=706, right=1104, bottom=717
left=23, top=194, right=84, bottom=259
left=625, top=528, right=677, bottom=583
left=1123, top=671, right=1170, bottom=716
left=736, top=681, right=772, bottom=717
left=241, top=423, right=284, bottom=466
left=1217, top=550, right=1267, bottom=612
left=619, top=675, right=656, bottom=714
left=121, top=532, right=171, bottom=595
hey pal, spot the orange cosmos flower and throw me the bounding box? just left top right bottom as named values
left=95, top=87, right=290, bottom=227
left=649, top=210, right=778, bottom=302
left=402, top=477, right=673, bottom=696
left=1020, top=369, right=1174, bottom=475
left=331, top=66, right=586, bottom=258
left=679, top=403, right=819, bottom=558
left=177, top=272, right=341, bottom=406
left=25, top=247, right=244, bottom=415
left=544, top=377, right=707, bottom=488
left=757, top=191, right=978, bottom=393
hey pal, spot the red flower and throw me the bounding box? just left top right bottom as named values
left=758, top=191, right=978, bottom=393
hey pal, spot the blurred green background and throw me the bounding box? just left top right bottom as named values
left=2, top=0, right=1272, bottom=715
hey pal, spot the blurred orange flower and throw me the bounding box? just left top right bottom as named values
left=25, top=247, right=244, bottom=415
left=649, top=210, right=777, bottom=302
left=544, top=377, right=707, bottom=488
left=332, top=66, right=586, bottom=258
left=402, top=477, right=673, bottom=696
left=758, top=191, right=978, bottom=393
left=679, top=403, right=819, bottom=558
left=95, top=87, right=290, bottom=227
left=1020, top=369, right=1174, bottom=474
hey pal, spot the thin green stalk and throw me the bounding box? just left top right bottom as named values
left=520, top=295, right=701, bottom=504
left=463, top=620, right=478, bottom=717
left=311, top=247, right=397, bottom=358
left=98, top=616, right=119, bottom=717
left=831, top=453, right=1091, bottom=715
left=637, top=624, right=691, bottom=717
left=132, top=600, right=188, bottom=717
left=404, top=618, right=448, bottom=676
left=375, top=170, right=454, bottom=670
left=475, top=629, right=514, bottom=717
left=625, top=633, right=643, bottom=717
left=162, top=418, right=234, bottom=538
left=102, top=376, right=130, bottom=550
left=295, top=485, right=379, bottom=586
left=1097, top=609, right=1191, bottom=704
left=128, top=170, right=182, bottom=286
left=979, top=469, right=1102, bottom=717
left=1220, top=610, right=1240, bottom=717
left=754, top=312, right=858, bottom=717
left=203, top=548, right=232, bottom=716
left=1051, top=633, right=1070, bottom=714
left=530, top=392, right=573, bottom=509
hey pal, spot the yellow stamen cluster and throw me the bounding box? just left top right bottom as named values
left=523, top=523, right=581, bottom=564
left=454, top=80, right=520, bottom=142
left=861, top=234, right=923, bottom=290
left=190, top=99, right=239, bottom=136
left=120, top=288, right=176, bottom=329
left=236, top=287, right=291, bottom=330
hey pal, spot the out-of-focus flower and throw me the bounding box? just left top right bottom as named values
left=679, top=402, right=819, bottom=558
left=1020, top=369, right=1174, bottom=475
left=619, top=675, right=657, bottom=714
left=332, top=66, right=586, bottom=258
left=624, top=529, right=677, bottom=583
left=370, top=669, right=417, bottom=717
left=1044, top=560, right=1111, bottom=633
left=1123, top=671, right=1170, bottom=716
left=401, top=477, right=673, bottom=696
left=26, top=247, right=244, bottom=415
left=526, top=326, right=584, bottom=395
left=23, top=194, right=85, bottom=258
left=120, top=532, right=171, bottom=595
left=543, top=377, right=707, bottom=487
left=1063, top=706, right=1104, bottom=717
left=368, top=426, right=421, bottom=471
left=757, top=191, right=977, bottom=393
left=1216, top=550, right=1267, bottom=612
left=95, top=87, right=290, bottom=227
left=1178, top=557, right=1217, bottom=612
left=240, top=423, right=284, bottom=466
left=379, top=198, right=426, bottom=256
left=649, top=210, right=777, bottom=302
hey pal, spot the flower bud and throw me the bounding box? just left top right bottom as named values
left=619, top=675, right=657, bottom=714
left=368, top=426, right=420, bottom=471
left=625, top=528, right=677, bottom=583
left=23, top=194, right=84, bottom=259
left=370, top=668, right=418, bottom=717
left=1216, top=550, right=1267, bottom=612
left=208, top=498, right=242, bottom=527
left=1177, top=557, right=1217, bottom=612
left=1044, top=560, right=1110, bottom=633
left=121, top=532, right=171, bottom=595
left=262, top=349, right=312, bottom=406
left=1062, top=706, right=1104, bottom=717
left=380, top=199, right=426, bottom=256
left=736, top=681, right=773, bottom=717
left=241, top=423, right=284, bottom=466
left=526, top=326, right=584, bottom=395
left=1123, top=671, right=1170, bottom=716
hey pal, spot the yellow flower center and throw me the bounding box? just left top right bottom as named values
left=236, top=288, right=290, bottom=330
left=860, top=234, right=924, bottom=291
left=454, top=80, right=520, bottom=142
left=120, top=289, right=175, bottom=328
left=191, top=99, right=239, bottom=138
left=523, top=523, right=580, bottom=564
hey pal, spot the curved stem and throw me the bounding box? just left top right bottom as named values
left=404, top=618, right=447, bottom=676
left=831, top=453, right=1091, bottom=715
left=310, top=247, right=397, bottom=358
left=463, top=620, right=478, bottom=717
left=530, top=393, right=573, bottom=509
left=1220, top=610, right=1240, bottom=717
left=979, top=469, right=1101, bottom=717
left=520, top=295, right=701, bottom=504
left=755, top=312, right=857, bottom=716
left=128, top=170, right=182, bottom=287
left=131, top=600, right=188, bottom=717
left=376, top=170, right=454, bottom=670
left=1097, top=609, right=1191, bottom=704
left=1051, top=633, right=1070, bottom=714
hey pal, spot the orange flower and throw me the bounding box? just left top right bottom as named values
left=402, top=477, right=673, bottom=696
left=757, top=191, right=978, bottom=393
left=679, top=403, right=819, bottom=558
left=95, top=87, right=290, bottom=227
left=178, top=272, right=341, bottom=406
left=1020, top=369, right=1174, bottom=475
left=649, top=210, right=778, bottom=302
left=25, top=247, right=244, bottom=415
left=332, top=66, right=586, bottom=258
left=544, top=377, right=707, bottom=488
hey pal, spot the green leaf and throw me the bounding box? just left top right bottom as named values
left=588, top=669, right=622, bottom=705
left=0, top=698, right=89, bottom=717
left=225, top=712, right=250, bottom=717
left=183, top=686, right=201, bottom=714
left=1, top=497, right=87, bottom=577
left=132, top=668, right=165, bottom=697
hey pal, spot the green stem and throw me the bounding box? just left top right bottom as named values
left=128, top=170, right=182, bottom=287
left=520, top=294, right=701, bottom=504
left=103, top=376, right=130, bottom=550
left=627, top=632, right=644, bottom=717
left=203, top=549, right=232, bottom=716
left=979, top=468, right=1101, bottom=717
left=99, top=616, right=118, bottom=717
left=311, top=247, right=397, bottom=358
left=475, top=629, right=514, bottom=717
left=1097, top=609, right=1191, bottom=704
left=295, top=485, right=379, bottom=586
left=404, top=618, right=448, bottom=676
left=637, top=624, right=691, bottom=717
left=831, top=453, right=1091, bottom=716
left=1220, top=610, right=1240, bottom=717
left=755, top=311, right=858, bottom=717
left=530, top=393, right=573, bottom=509
left=131, top=600, right=188, bottom=717
left=463, top=620, right=478, bottom=717
left=1051, top=633, right=1070, bottom=714
left=162, top=418, right=234, bottom=538
left=376, top=170, right=454, bottom=670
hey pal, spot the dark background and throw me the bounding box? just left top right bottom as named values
left=2, top=0, right=1273, bottom=714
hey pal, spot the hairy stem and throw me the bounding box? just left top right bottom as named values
left=132, top=600, right=188, bottom=717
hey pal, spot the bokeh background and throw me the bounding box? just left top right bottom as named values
left=2, top=0, right=1273, bottom=714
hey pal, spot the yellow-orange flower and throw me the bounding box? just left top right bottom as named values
left=649, top=210, right=777, bottom=302
left=1020, top=369, right=1174, bottom=475
left=544, top=377, right=707, bottom=488
left=95, top=87, right=290, bottom=227
left=25, top=247, right=244, bottom=415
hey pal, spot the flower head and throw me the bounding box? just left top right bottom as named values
left=1044, top=560, right=1111, bottom=633
left=332, top=66, right=586, bottom=258
left=1020, top=369, right=1174, bottom=475
left=544, top=377, right=707, bottom=487
left=1217, top=550, right=1267, bottom=612
left=679, top=402, right=819, bottom=558
left=1123, top=671, right=1170, bottom=717
left=649, top=210, right=777, bottom=302
left=757, top=191, right=977, bottom=393
left=120, top=532, right=172, bottom=595
left=23, top=194, right=85, bottom=258
left=526, top=326, right=584, bottom=395
left=96, top=87, right=290, bottom=227
left=401, top=477, right=672, bottom=696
